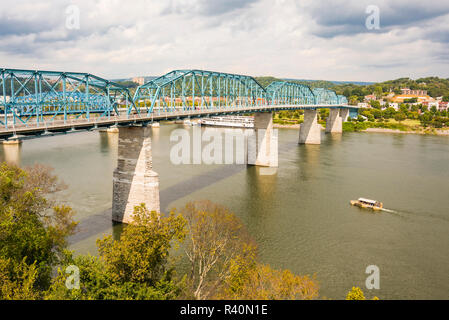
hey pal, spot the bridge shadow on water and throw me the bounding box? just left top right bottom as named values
left=68, top=138, right=308, bottom=245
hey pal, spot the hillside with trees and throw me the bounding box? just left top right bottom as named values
left=332, top=77, right=449, bottom=102
left=255, top=76, right=449, bottom=101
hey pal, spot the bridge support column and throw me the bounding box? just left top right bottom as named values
left=112, top=126, right=160, bottom=224
left=299, top=110, right=321, bottom=144
left=325, top=108, right=343, bottom=133
left=2, top=141, right=22, bottom=166
left=248, top=112, right=278, bottom=167
left=340, top=108, right=349, bottom=122
left=107, top=126, right=119, bottom=133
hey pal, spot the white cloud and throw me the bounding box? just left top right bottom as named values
left=0, top=0, right=448, bottom=82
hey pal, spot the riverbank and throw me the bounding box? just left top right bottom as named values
left=274, top=123, right=300, bottom=129
left=363, top=127, right=449, bottom=136
left=273, top=121, right=449, bottom=136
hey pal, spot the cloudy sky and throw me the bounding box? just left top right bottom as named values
left=1, top=0, right=448, bottom=82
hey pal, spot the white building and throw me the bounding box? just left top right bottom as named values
left=427, top=101, right=439, bottom=109
left=357, top=102, right=369, bottom=108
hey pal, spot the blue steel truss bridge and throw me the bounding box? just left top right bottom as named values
left=0, top=68, right=357, bottom=139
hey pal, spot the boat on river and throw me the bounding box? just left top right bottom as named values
left=350, top=198, right=383, bottom=211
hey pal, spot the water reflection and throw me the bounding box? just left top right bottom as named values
left=99, top=131, right=118, bottom=154
left=392, top=133, right=405, bottom=147
left=246, top=166, right=278, bottom=205
left=151, top=125, right=160, bottom=143
left=298, top=144, right=320, bottom=181
left=326, top=132, right=342, bottom=145
left=2, top=143, right=22, bottom=166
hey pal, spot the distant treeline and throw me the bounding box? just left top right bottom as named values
left=254, top=76, right=449, bottom=101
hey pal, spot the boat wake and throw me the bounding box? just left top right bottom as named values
left=381, top=208, right=397, bottom=213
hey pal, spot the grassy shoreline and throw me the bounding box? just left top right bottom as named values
left=342, top=119, right=449, bottom=135
left=273, top=119, right=449, bottom=136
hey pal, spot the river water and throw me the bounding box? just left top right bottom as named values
left=1, top=125, right=448, bottom=300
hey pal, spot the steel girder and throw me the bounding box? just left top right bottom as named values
left=337, top=95, right=348, bottom=104
left=265, top=81, right=316, bottom=105
left=134, top=70, right=348, bottom=114
left=0, top=68, right=135, bottom=128
left=313, top=88, right=339, bottom=105
left=133, top=69, right=268, bottom=114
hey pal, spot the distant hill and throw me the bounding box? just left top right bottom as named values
left=283, top=78, right=375, bottom=86
left=331, top=77, right=449, bottom=99
left=255, top=76, right=374, bottom=90
left=257, top=76, right=449, bottom=100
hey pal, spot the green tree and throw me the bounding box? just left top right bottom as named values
left=371, top=108, right=382, bottom=119
left=348, top=95, right=359, bottom=105
left=319, top=108, right=329, bottom=121
left=0, top=257, right=39, bottom=300
left=0, top=163, right=77, bottom=299
left=97, top=205, right=186, bottom=285
left=419, top=111, right=434, bottom=127
left=394, top=112, right=406, bottom=123
left=430, top=106, right=437, bottom=114
left=403, top=98, right=418, bottom=104
left=374, top=86, right=383, bottom=99
left=382, top=107, right=397, bottom=119
left=47, top=205, right=187, bottom=300
left=399, top=104, right=409, bottom=113
left=370, top=100, right=381, bottom=109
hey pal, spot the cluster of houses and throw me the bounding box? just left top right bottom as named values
left=358, top=88, right=448, bottom=112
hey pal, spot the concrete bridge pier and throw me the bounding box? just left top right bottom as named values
left=1, top=139, right=22, bottom=166
left=340, top=108, right=350, bottom=122
left=248, top=112, right=278, bottom=167
left=299, top=109, right=321, bottom=144
left=112, top=126, right=160, bottom=224
left=325, top=108, right=343, bottom=133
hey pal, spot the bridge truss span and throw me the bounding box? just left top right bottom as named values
left=133, top=69, right=268, bottom=115
left=0, top=68, right=136, bottom=129
left=0, top=67, right=357, bottom=139
left=312, top=88, right=339, bottom=105
left=265, top=81, right=316, bottom=105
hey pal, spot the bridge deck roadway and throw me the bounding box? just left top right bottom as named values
left=0, top=104, right=349, bottom=139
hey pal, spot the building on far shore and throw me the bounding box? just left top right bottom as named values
left=360, top=87, right=447, bottom=112
left=438, top=101, right=448, bottom=111
left=400, top=88, right=427, bottom=96
left=364, top=94, right=376, bottom=101
left=391, top=88, right=433, bottom=104
left=357, top=102, right=369, bottom=108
